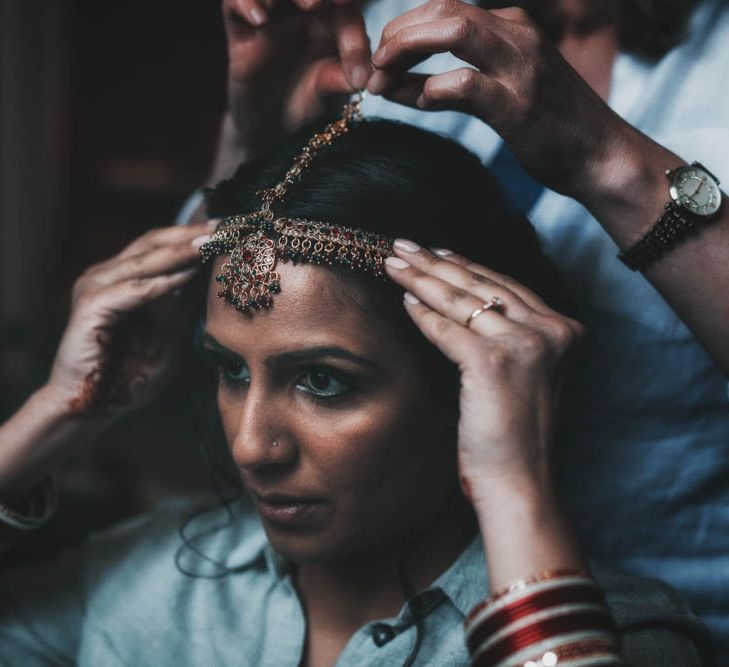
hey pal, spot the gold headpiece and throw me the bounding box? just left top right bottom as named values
left=199, top=94, right=395, bottom=314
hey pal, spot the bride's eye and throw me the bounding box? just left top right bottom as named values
left=219, top=359, right=250, bottom=385
left=297, top=369, right=351, bottom=399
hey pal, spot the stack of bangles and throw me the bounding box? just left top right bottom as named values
left=464, top=569, right=623, bottom=666
left=0, top=478, right=58, bottom=551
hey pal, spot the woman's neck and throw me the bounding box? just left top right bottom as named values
left=293, top=493, right=478, bottom=666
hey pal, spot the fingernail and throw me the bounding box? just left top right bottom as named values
left=416, top=94, right=427, bottom=109
left=432, top=247, right=453, bottom=257
left=191, top=234, right=211, bottom=249
left=385, top=256, right=410, bottom=270
left=372, top=47, right=386, bottom=67
left=403, top=292, right=420, bottom=305
left=350, top=65, right=369, bottom=90
left=207, top=218, right=220, bottom=230
left=367, top=71, right=386, bottom=96
left=250, top=7, right=267, bottom=25
left=393, top=238, right=421, bottom=253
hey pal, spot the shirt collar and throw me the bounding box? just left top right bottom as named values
left=429, top=535, right=489, bottom=618
left=213, top=497, right=490, bottom=617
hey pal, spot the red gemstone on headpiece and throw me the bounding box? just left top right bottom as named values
left=242, top=250, right=253, bottom=261
left=344, top=232, right=353, bottom=241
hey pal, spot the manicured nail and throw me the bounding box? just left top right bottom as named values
left=250, top=7, right=267, bottom=25
left=432, top=247, right=453, bottom=257
left=350, top=65, right=369, bottom=90
left=385, top=256, right=410, bottom=270
left=191, top=234, right=211, bottom=249
left=207, top=218, right=220, bottom=230
left=393, top=238, right=421, bottom=253
left=416, top=94, right=427, bottom=109
left=403, top=292, right=420, bottom=305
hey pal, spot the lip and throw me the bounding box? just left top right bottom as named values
left=254, top=493, right=326, bottom=527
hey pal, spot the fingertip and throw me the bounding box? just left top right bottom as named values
left=249, top=5, right=267, bottom=26
left=385, top=256, right=410, bottom=270
left=191, top=234, right=212, bottom=250
left=295, top=0, right=320, bottom=9
left=349, top=65, right=369, bottom=91
left=403, top=291, right=420, bottom=305
left=366, top=71, right=387, bottom=96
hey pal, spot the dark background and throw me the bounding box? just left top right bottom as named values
left=0, top=0, right=228, bottom=555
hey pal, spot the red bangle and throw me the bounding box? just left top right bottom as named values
left=474, top=609, right=615, bottom=666
left=466, top=582, right=607, bottom=655
left=465, top=570, right=621, bottom=667
left=466, top=569, right=593, bottom=626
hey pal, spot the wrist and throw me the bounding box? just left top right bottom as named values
left=0, top=385, right=109, bottom=496
left=34, top=383, right=88, bottom=425
left=469, top=471, right=587, bottom=589
left=467, top=467, right=556, bottom=522
left=580, top=122, right=680, bottom=243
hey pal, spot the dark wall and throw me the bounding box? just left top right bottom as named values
left=0, top=0, right=228, bottom=559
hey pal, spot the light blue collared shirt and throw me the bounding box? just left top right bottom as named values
left=0, top=498, right=711, bottom=665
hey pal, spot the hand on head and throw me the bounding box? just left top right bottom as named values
left=384, top=241, right=585, bottom=504
left=46, top=222, right=214, bottom=422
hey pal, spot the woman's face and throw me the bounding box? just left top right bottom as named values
left=204, top=260, right=457, bottom=563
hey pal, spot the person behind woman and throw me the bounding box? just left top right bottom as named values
left=0, top=112, right=711, bottom=665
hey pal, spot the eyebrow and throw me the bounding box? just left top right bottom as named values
left=201, top=332, right=241, bottom=360
left=201, top=333, right=380, bottom=372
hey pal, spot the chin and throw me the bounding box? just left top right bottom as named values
left=261, top=523, right=347, bottom=564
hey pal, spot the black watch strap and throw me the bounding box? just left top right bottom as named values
left=618, top=202, right=700, bottom=271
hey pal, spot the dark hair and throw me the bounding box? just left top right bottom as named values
left=202, top=119, right=572, bottom=666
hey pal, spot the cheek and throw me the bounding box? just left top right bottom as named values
left=303, top=392, right=453, bottom=506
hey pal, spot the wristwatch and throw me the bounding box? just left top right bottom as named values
left=618, top=162, right=723, bottom=271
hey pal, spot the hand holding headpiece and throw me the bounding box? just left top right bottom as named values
left=199, top=94, right=395, bottom=314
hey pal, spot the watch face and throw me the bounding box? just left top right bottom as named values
left=670, top=165, right=722, bottom=217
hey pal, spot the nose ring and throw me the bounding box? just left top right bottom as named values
left=271, top=440, right=278, bottom=448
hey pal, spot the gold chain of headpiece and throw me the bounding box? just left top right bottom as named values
left=199, top=93, right=395, bottom=314
left=257, top=94, right=363, bottom=222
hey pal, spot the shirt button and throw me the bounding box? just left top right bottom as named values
left=371, top=623, right=396, bottom=646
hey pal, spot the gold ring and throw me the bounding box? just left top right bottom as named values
left=464, top=297, right=504, bottom=328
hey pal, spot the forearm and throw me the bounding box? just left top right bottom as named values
left=0, top=386, right=99, bottom=499
left=581, top=124, right=729, bottom=374
left=470, top=472, right=587, bottom=593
